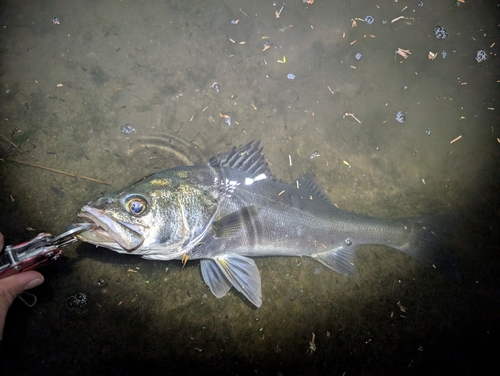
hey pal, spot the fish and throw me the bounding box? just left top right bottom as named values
left=75, top=141, right=450, bottom=307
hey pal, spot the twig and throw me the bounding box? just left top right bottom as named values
left=0, top=133, right=21, bottom=151
left=239, top=8, right=250, bottom=18
left=4, top=158, right=111, bottom=185
left=344, top=112, right=362, bottom=124
left=450, top=135, right=462, bottom=144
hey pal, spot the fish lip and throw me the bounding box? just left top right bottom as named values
left=77, top=206, right=145, bottom=251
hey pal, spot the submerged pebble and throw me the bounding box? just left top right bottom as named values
left=434, top=26, right=448, bottom=39
left=121, top=123, right=135, bottom=135
left=396, top=111, right=405, bottom=123
left=475, top=50, right=487, bottom=63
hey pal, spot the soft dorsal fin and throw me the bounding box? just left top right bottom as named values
left=209, top=140, right=271, bottom=177
left=297, top=174, right=333, bottom=204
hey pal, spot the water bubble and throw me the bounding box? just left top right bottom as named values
left=345, top=237, right=352, bottom=246
left=396, top=111, right=406, bottom=124
left=425, top=129, right=432, bottom=136
left=120, top=123, right=135, bottom=135
left=65, top=292, right=88, bottom=313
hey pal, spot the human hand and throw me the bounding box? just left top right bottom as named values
left=0, top=233, right=44, bottom=340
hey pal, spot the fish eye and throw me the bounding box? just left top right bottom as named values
left=126, top=197, right=147, bottom=216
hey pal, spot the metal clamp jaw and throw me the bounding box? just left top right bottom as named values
left=0, top=223, right=91, bottom=279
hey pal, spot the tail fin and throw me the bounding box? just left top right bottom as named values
left=397, top=214, right=460, bottom=280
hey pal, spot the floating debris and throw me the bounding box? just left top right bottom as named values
left=425, top=129, right=432, bottom=136
left=355, top=53, right=362, bottom=60
left=396, top=111, right=405, bottom=123
left=365, top=15, right=374, bottom=25
left=120, top=123, right=135, bottom=135
left=428, top=51, right=437, bottom=60
left=52, top=17, right=60, bottom=25
left=310, top=151, right=320, bottom=159
left=210, top=81, right=221, bottom=93
left=231, top=19, right=239, bottom=25
left=287, top=73, right=296, bottom=80
left=219, top=113, right=232, bottom=126
left=434, top=26, right=448, bottom=39
left=475, top=50, right=487, bottom=63
left=418, top=1, right=424, bottom=7
left=441, top=51, right=447, bottom=59
left=382, top=19, right=388, bottom=25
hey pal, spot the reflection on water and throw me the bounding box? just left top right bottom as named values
left=0, top=0, right=499, bottom=374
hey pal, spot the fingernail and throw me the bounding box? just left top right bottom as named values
left=24, top=278, right=44, bottom=290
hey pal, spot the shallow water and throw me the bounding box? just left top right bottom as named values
left=0, top=0, right=499, bottom=374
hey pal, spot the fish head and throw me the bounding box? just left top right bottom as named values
left=76, top=168, right=219, bottom=259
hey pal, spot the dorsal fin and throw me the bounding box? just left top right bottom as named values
left=209, top=140, right=271, bottom=177
left=297, top=174, right=332, bottom=204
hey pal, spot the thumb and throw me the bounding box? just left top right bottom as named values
left=0, top=271, right=44, bottom=340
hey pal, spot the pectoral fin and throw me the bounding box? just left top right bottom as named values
left=210, top=254, right=262, bottom=307
left=200, top=259, right=232, bottom=298
left=212, top=206, right=260, bottom=238
left=312, top=247, right=357, bottom=276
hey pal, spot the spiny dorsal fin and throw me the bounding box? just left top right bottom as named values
left=209, top=140, right=271, bottom=177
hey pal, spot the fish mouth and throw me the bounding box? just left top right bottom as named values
left=77, top=206, right=145, bottom=251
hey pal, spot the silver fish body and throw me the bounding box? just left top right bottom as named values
left=77, top=141, right=445, bottom=307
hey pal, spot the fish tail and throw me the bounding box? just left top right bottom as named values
left=397, top=214, right=460, bottom=279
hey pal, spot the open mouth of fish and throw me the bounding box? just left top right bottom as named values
left=76, top=206, right=145, bottom=251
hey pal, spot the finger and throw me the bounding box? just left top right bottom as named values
left=0, top=271, right=44, bottom=340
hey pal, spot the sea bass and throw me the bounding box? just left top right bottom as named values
left=76, top=141, right=445, bottom=307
